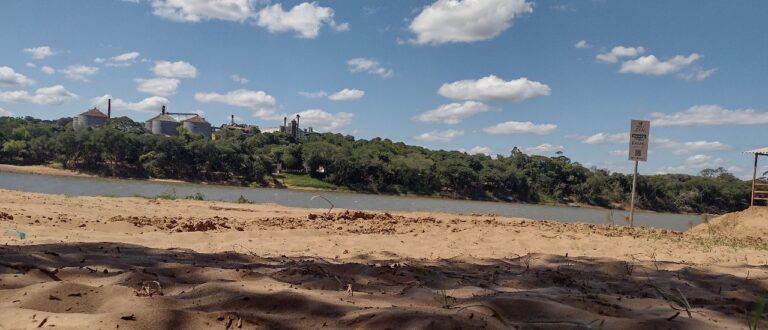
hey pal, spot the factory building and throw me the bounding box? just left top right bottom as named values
left=73, top=99, right=111, bottom=129
left=144, top=106, right=180, bottom=136
left=263, top=115, right=319, bottom=139
left=182, top=115, right=212, bottom=140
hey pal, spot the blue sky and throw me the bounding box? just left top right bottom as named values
left=0, top=0, right=766, bottom=177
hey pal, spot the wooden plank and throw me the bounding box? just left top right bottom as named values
left=753, top=197, right=768, bottom=201
left=755, top=191, right=768, bottom=194
left=755, top=183, right=768, bottom=186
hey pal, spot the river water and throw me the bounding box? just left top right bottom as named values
left=0, top=171, right=705, bottom=231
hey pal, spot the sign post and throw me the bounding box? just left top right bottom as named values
left=628, top=120, right=650, bottom=227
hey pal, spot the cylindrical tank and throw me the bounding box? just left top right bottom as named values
left=151, top=116, right=179, bottom=136
left=182, top=121, right=211, bottom=139
left=75, top=114, right=107, bottom=129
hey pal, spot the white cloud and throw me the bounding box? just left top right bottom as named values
left=0, top=85, right=78, bottom=105
left=195, top=89, right=278, bottom=120
left=656, top=154, right=726, bottom=175
left=574, top=40, right=591, bottom=49
left=619, top=53, right=700, bottom=75
left=292, top=109, right=353, bottom=131
left=231, top=74, right=248, bottom=84
left=0, top=67, right=35, bottom=87
left=677, top=67, right=717, bottom=81
left=299, top=91, right=327, bottom=98
left=150, top=0, right=255, bottom=22
left=59, top=65, right=99, bottom=82
left=609, top=149, right=628, bottom=156
left=347, top=58, right=394, bottom=79
left=91, top=94, right=168, bottom=113
left=25, top=62, right=36, bottom=68
left=483, top=121, right=557, bottom=135
left=413, top=101, right=489, bottom=124
left=256, top=2, right=348, bottom=39
left=523, top=143, right=564, bottom=155
left=438, top=75, right=551, bottom=101
left=135, top=77, right=181, bottom=96
left=408, top=0, right=533, bottom=45
left=579, top=132, right=628, bottom=144
left=23, top=46, right=55, bottom=59
left=328, top=88, right=365, bottom=101
left=465, top=146, right=492, bottom=155
left=41, top=66, right=55, bottom=75
left=152, top=60, right=198, bottom=78
left=100, top=51, right=141, bottom=67
left=0, top=107, right=13, bottom=117
left=654, top=137, right=730, bottom=155
left=595, top=46, right=645, bottom=63
left=414, top=129, right=464, bottom=142
left=650, top=105, right=768, bottom=126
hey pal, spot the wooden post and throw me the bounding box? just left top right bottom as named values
left=752, top=154, right=758, bottom=207
left=629, top=160, right=639, bottom=227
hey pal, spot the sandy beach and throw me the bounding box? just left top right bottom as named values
left=0, top=189, right=766, bottom=329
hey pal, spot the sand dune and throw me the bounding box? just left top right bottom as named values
left=1, top=189, right=767, bottom=329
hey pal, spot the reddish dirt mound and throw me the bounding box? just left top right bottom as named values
left=689, top=207, right=768, bottom=239
left=109, top=215, right=245, bottom=232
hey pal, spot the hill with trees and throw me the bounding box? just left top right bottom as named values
left=0, top=116, right=751, bottom=214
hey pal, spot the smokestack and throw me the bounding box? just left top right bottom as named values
left=283, top=116, right=287, bottom=128
left=162, top=105, right=166, bottom=115
left=231, top=114, right=235, bottom=125
left=107, top=98, right=111, bottom=118
left=296, top=114, right=300, bottom=127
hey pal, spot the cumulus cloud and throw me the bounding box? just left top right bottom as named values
left=578, top=132, right=628, bottom=144
left=0, top=107, right=13, bottom=117
left=0, top=66, right=35, bottom=87
left=195, top=89, right=278, bottom=120
left=135, top=77, right=181, bottom=96
left=654, top=138, right=730, bottom=155
left=347, top=58, right=393, bottom=78
left=619, top=53, right=700, bottom=75
left=98, top=51, right=141, bottom=67
left=408, top=0, right=532, bottom=45
left=231, top=74, right=248, bottom=84
left=574, top=40, right=591, bottom=49
left=482, top=121, right=557, bottom=135
left=59, top=65, right=99, bottom=82
left=152, top=60, right=198, bottom=78
left=650, top=105, right=768, bottom=126
left=464, top=146, right=492, bottom=155
left=609, top=149, right=628, bottom=157
left=150, top=0, right=255, bottom=22
left=299, top=91, right=327, bottom=98
left=523, top=143, right=564, bottom=155
left=0, top=85, right=78, bottom=105
left=91, top=94, right=168, bottom=113
left=677, top=67, right=717, bottom=81
left=413, top=101, right=489, bottom=124
left=256, top=2, right=348, bottom=39
left=292, top=109, right=353, bottom=131
left=438, top=75, right=550, bottom=101
left=656, top=154, right=726, bottom=175
left=23, top=46, right=55, bottom=59
left=414, top=129, right=464, bottom=142
left=328, top=88, right=364, bottom=101
left=595, top=46, right=645, bottom=63
left=41, top=66, right=56, bottom=75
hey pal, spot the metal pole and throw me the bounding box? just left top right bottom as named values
left=629, top=160, right=639, bottom=227
left=752, top=154, right=758, bottom=207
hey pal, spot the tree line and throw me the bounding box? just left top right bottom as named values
left=0, top=116, right=751, bottom=214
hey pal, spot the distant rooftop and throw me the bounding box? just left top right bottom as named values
left=745, top=147, right=768, bottom=155
left=182, top=115, right=209, bottom=124
left=79, top=108, right=108, bottom=118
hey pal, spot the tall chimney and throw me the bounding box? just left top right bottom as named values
left=162, top=105, right=166, bottom=115
left=231, top=114, right=235, bottom=125
left=107, top=98, right=111, bottom=118
left=283, top=116, right=287, bottom=128
left=296, top=114, right=300, bottom=127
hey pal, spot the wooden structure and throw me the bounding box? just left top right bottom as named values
left=746, top=147, right=768, bottom=206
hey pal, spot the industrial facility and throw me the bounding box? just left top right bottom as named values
left=71, top=99, right=324, bottom=141
left=262, top=115, right=319, bottom=139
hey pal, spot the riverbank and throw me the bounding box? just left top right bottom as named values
left=0, top=189, right=765, bottom=329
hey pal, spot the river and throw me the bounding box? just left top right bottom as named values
left=0, top=171, right=705, bottom=231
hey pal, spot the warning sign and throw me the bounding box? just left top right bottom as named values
left=628, top=120, right=650, bottom=162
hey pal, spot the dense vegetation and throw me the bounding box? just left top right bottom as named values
left=0, top=116, right=752, bottom=214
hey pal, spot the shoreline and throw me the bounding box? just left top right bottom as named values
left=0, top=163, right=712, bottom=217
